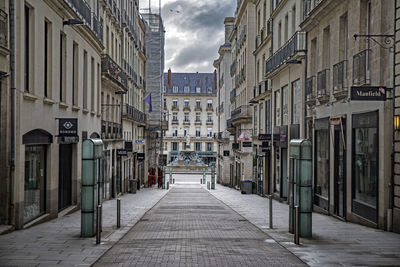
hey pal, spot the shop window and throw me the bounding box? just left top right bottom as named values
left=315, top=129, right=329, bottom=200
left=24, top=145, right=46, bottom=223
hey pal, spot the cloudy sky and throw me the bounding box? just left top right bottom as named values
left=140, top=0, right=236, bottom=73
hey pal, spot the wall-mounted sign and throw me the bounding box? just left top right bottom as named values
left=125, top=141, right=133, bottom=152
left=242, top=141, right=252, bottom=147
left=136, top=139, right=145, bottom=144
left=223, top=150, right=230, bottom=156
left=351, top=86, right=386, bottom=101
left=137, top=153, right=145, bottom=161
left=58, top=136, right=79, bottom=144
left=117, top=149, right=128, bottom=156
left=258, top=134, right=271, bottom=141
left=58, top=118, right=78, bottom=137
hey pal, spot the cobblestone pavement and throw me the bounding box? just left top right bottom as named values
left=208, top=183, right=400, bottom=267
left=0, top=187, right=168, bottom=267
left=94, top=184, right=306, bottom=267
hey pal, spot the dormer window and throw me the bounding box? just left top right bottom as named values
left=196, top=87, right=201, bottom=93
left=207, top=87, right=212, bottom=93
left=173, top=86, right=178, bottom=93
left=184, top=86, right=190, bottom=93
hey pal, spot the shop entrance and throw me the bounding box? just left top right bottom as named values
left=334, top=123, right=346, bottom=218
left=281, top=148, right=288, bottom=199
left=59, top=144, right=72, bottom=211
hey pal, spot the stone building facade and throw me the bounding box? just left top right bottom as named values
left=162, top=70, right=217, bottom=166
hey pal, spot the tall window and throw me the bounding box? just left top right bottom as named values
left=274, top=90, right=281, bottom=126
left=291, top=79, right=301, bottom=124
left=282, top=85, right=288, bottom=125
left=207, top=113, right=212, bottom=122
left=172, top=127, right=178, bottom=137
left=259, top=103, right=264, bottom=133
left=172, top=142, right=178, bottom=151
left=44, top=20, right=52, bottom=98
left=172, top=112, right=178, bottom=121
left=206, top=142, right=213, bottom=151
left=196, top=127, right=201, bottom=137
left=207, top=128, right=212, bottom=137
left=184, top=99, right=189, bottom=108
left=196, top=113, right=201, bottom=122
left=184, top=113, right=189, bottom=122
left=91, top=57, right=95, bottom=111
left=184, top=127, right=189, bottom=136
left=172, top=99, right=178, bottom=108
left=60, top=32, right=66, bottom=102
left=83, top=50, right=88, bottom=109
left=195, top=142, right=202, bottom=151
left=24, top=4, right=33, bottom=92
left=196, top=99, right=201, bottom=109
left=265, top=100, right=271, bottom=134
left=207, top=99, right=213, bottom=109
left=72, top=42, right=79, bottom=106
left=254, top=106, right=258, bottom=136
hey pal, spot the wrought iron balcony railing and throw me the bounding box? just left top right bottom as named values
left=0, top=9, right=7, bottom=48
left=333, top=60, right=348, bottom=92
left=353, top=49, right=371, bottom=86
left=101, top=120, right=122, bottom=140
left=122, top=104, right=147, bottom=124
left=101, top=54, right=128, bottom=90
left=231, top=105, right=251, bottom=121
left=265, top=31, right=306, bottom=75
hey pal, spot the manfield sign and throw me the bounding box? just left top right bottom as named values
left=351, top=86, right=386, bottom=101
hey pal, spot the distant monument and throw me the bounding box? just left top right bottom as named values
left=167, top=151, right=208, bottom=171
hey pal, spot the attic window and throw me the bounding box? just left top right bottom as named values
left=196, top=87, right=201, bottom=93
left=173, top=86, right=178, bottom=93
left=207, top=87, right=212, bottom=93
left=184, top=86, right=190, bottom=93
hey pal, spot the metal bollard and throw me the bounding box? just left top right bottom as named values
left=269, top=195, right=273, bottom=229
left=96, top=205, right=101, bottom=244
left=200, top=178, right=202, bottom=184
left=207, top=181, right=210, bottom=190
left=294, top=206, right=299, bottom=245
left=117, top=198, right=121, bottom=228
left=99, top=203, right=102, bottom=232
left=173, top=178, right=175, bottom=184
left=167, top=181, right=169, bottom=190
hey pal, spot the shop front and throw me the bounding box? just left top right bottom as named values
left=22, top=129, right=53, bottom=224
left=273, top=126, right=288, bottom=199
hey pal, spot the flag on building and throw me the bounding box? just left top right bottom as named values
left=144, top=93, right=152, bottom=113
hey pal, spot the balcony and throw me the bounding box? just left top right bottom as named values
left=206, top=120, right=213, bottom=125
left=64, top=0, right=91, bottom=26
left=171, top=105, right=179, bottom=111
left=122, top=104, right=147, bottom=125
left=265, top=31, right=306, bottom=77
left=317, top=69, right=330, bottom=103
left=183, top=106, right=191, bottom=112
left=101, top=54, right=128, bottom=90
left=195, top=120, right=202, bottom=125
left=303, top=0, right=326, bottom=21
left=231, top=105, right=251, bottom=122
left=171, top=119, right=179, bottom=125
left=195, top=105, right=202, bottom=111
left=101, top=120, right=122, bottom=140
left=230, top=89, right=236, bottom=102
left=91, top=12, right=103, bottom=43
left=353, top=49, right=371, bottom=86
left=333, top=60, right=348, bottom=99
left=206, top=105, right=214, bottom=112
left=183, top=121, right=190, bottom=125
left=305, top=76, right=316, bottom=106
left=0, top=9, right=7, bottom=48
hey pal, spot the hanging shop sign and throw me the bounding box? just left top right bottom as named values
left=350, top=86, right=386, bottom=101
left=117, top=149, right=128, bottom=156
left=58, top=118, right=78, bottom=136
left=125, top=141, right=133, bottom=152
left=258, top=134, right=271, bottom=141
left=137, top=153, right=145, bottom=161
left=242, top=141, right=252, bottom=148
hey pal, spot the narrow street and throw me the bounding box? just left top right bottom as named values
left=93, top=185, right=305, bottom=267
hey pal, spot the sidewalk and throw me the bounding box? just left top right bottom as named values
left=209, top=184, right=400, bottom=266
left=0, top=187, right=168, bottom=267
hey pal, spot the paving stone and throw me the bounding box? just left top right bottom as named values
left=94, top=185, right=306, bottom=267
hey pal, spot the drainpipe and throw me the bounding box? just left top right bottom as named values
left=389, top=0, right=396, bottom=232
left=303, top=40, right=308, bottom=139
left=9, top=0, right=15, bottom=225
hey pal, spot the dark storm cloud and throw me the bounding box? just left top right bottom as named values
left=158, top=0, right=235, bottom=72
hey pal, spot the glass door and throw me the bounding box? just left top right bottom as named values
left=334, top=124, right=346, bottom=218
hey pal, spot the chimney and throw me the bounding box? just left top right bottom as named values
left=168, top=68, right=172, bottom=89
left=214, top=70, right=217, bottom=90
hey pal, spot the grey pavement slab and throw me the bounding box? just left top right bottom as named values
left=0, top=187, right=168, bottom=266
left=208, top=182, right=400, bottom=267
left=93, top=184, right=306, bottom=267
